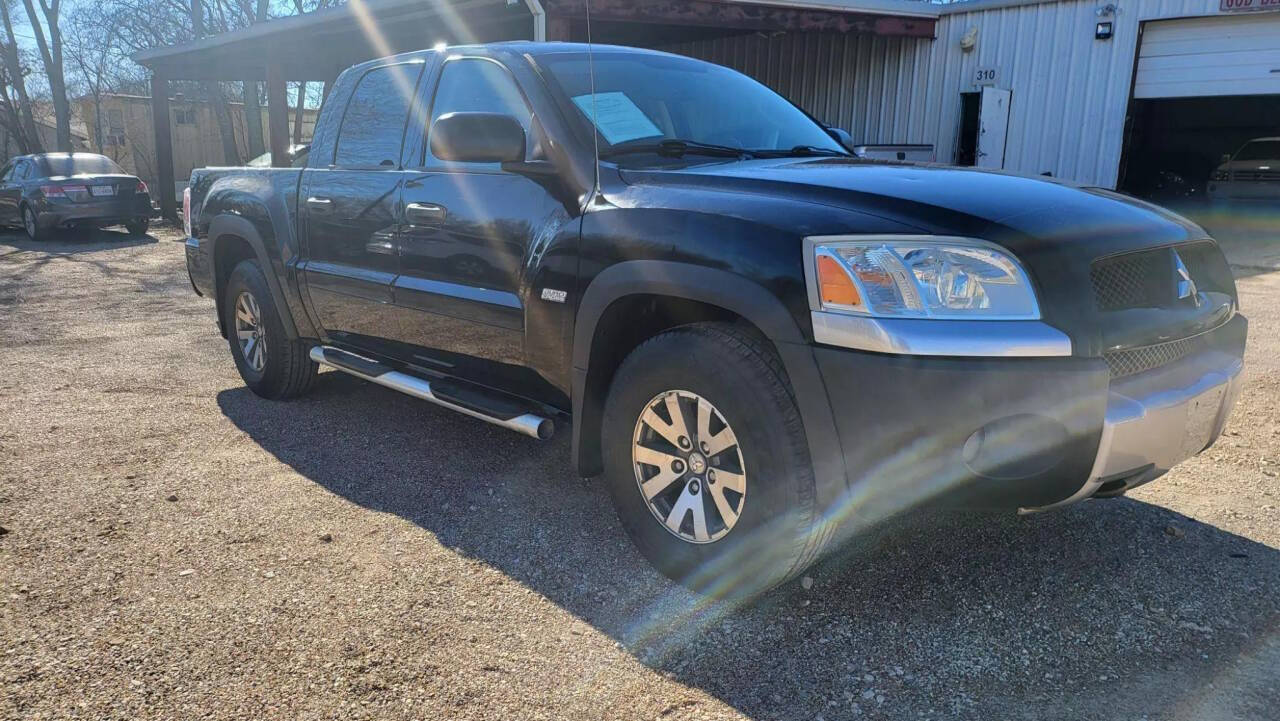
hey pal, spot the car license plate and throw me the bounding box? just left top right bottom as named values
left=90, top=185, right=115, bottom=197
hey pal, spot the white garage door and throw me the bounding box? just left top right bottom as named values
left=1134, top=14, right=1280, bottom=99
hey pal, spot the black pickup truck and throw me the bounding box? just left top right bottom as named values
left=185, top=42, right=1246, bottom=597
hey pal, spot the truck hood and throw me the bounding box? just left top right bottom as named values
left=618, top=157, right=1204, bottom=254
left=615, top=157, right=1224, bottom=354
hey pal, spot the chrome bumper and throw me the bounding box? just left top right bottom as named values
left=1021, top=348, right=1243, bottom=513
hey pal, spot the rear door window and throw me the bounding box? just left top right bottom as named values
left=334, top=63, right=423, bottom=169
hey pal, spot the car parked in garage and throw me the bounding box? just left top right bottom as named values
left=1208, top=137, right=1280, bottom=205
left=0, top=152, right=153, bottom=240
left=183, top=43, right=1246, bottom=598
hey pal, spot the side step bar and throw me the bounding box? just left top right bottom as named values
left=309, top=346, right=554, bottom=440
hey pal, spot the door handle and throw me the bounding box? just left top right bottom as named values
left=405, top=202, right=446, bottom=226
left=306, top=196, right=333, bottom=213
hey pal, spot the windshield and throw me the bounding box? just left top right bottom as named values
left=1234, top=140, right=1280, bottom=162
left=541, top=52, right=846, bottom=159
left=38, top=154, right=124, bottom=177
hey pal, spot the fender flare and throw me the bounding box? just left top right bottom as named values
left=570, top=260, right=848, bottom=514
left=208, top=213, right=309, bottom=340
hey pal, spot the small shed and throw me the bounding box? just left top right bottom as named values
left=132, top=0, right=939, bottom=219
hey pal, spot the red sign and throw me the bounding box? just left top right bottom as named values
left=1220, top=0, right=1280, bottom=12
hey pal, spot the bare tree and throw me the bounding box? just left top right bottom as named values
left=64, top=6, right=137, bottom=152
left=186, top=0, right=240, bottom=165
left=0, top=0, right=42, bottom=153
left=21, top=0, right=71, bottom=151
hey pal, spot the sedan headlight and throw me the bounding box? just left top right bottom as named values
left=806, top=236, right=1040, bottom=320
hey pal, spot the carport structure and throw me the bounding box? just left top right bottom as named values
left=132, top=0, right=937, bottom=219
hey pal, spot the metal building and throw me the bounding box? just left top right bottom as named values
left=672, top=0, right=1280, bottom=193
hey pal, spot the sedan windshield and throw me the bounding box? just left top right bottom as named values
left=39, top=154, right=125, bottom=177
left=1234, top=140, right=1280, bottom=162
left=541, top=52, right=847, bottom=160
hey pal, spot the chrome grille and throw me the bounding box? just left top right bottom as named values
left=1233, top=170, right=1280, bottom=182
left=1104, top=336, right=1202, bottom=378
left=1090, top=249, right=1174, bottom=311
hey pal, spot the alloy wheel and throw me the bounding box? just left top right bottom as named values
left=632, top=390, right=746, bottom=544
left=23, top=208, right=36, bottom=238
left=234, top=291, right=267, bottom=372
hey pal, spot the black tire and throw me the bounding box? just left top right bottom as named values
left=22, top=205, right=45, bottom=241
left=223, top=259, right=318, bottom=400
left=601, top=322, right=825, bottom=599
left=126, top=218, right=149, bottom=237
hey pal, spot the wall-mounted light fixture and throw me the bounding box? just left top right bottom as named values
left=960, top=26, right=978, bottom=52
left=1095, top=21, right=1114, bottom=40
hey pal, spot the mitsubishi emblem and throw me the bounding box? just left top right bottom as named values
left=1173, top=251, right=1200, bottom=307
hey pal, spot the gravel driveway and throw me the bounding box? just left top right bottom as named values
left=1, top=225, right=1277, bottom=720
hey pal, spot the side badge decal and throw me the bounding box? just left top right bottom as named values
left=541, top=288, right=568, bottom=304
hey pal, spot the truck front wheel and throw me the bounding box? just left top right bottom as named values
left=223, top=259, right=317, bottom=399
left=600, top=323, right=825, bottom=598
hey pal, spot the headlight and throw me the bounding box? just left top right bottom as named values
left=806, top=236, right=1040, bottom=320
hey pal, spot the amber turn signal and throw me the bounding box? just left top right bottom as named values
left=817, top=254, right=860, bottom=307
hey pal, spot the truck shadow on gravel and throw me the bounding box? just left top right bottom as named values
left=218, top=374, right=1280, bottom=720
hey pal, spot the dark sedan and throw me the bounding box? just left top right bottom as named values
left=0, top=152, right=153, bottom=240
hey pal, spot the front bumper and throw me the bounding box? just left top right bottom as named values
left=1020, top=343, right=1243, bottom=512
left=1206, top=181, right=1280, bottom=202
left=811, top=314, right=1246, bottom=518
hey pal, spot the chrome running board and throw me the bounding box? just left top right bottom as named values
left=309, top=346, right=554, bottom=441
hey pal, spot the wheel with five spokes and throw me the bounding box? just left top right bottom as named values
left=602, top=323, right=824, bottom=599
left=223, top=258, right=318, bottom=399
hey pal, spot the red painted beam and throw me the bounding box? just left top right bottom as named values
left=543, top=0, right=936, bottom=38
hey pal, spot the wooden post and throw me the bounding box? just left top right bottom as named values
left=266, top=63, right=289, bottom=169
left=150, top=72, right=177, bottom=221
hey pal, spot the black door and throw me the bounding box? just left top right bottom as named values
left=299, top=60, right=425, bottom=354
left=0, top=160, right=26, bottom=225
left=394, top=56, right=564, bottom=389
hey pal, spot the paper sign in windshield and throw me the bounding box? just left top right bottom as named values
left=572, top=92, right=663, bottom=145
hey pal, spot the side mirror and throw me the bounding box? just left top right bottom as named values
left=430, top=112, right=525, bottom=164
left=1220, top=153, right=1233, bottom=164
left=825, top=125, right=854, bottom=151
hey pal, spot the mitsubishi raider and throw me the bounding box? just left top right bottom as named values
left=183, top=44, right=1246, bottom=597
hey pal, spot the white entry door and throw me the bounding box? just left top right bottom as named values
left=977, top=87, right=1012, bottom=169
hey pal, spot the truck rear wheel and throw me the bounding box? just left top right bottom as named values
left=223, top=259, right=317, bottom=399
left=601, top=322, right=823, bottom=598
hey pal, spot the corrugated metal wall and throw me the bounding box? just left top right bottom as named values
left=922, top=0, right=1245, bottom=188
left=663, top=0, right=1263, bottom=189
left=661, top=32, right=933, bottom=151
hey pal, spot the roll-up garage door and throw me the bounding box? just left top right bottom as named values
left=1134, top=13, right=1280, bottom=99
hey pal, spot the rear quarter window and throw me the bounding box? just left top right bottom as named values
left=333, top=63, right=424, bottom=169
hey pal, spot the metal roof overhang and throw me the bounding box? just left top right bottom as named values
left=133, top=0, right=938, bottom=80
left=133, top=0, right=535, bottom=80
